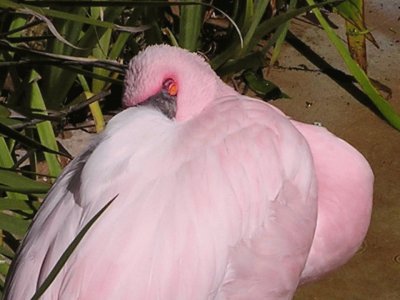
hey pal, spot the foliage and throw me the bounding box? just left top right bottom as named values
left=0, top=0, right=399, bottom=295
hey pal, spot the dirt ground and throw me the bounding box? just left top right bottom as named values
left=265, top=1, right=400, bottom=299
left=59, top=1, right=399, bottom=298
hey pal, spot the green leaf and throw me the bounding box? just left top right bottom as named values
left=0, top=169, right=50, bottom=194
left=242, top=0, right=255, bottom=34
left=0, top=244, right=15, bottom=259
left=345, top=19, right=367, bottom=71
left=253, top=0, right=342, bottom=45
left=0, top=213, right=30, bottom=236
left=342, top=0, right=368, bottom=71
left=217, top=52, right=264, bottom=76
left=244, top=70, right=288, bottom=100
left=212, top=0, right=341, bottom=69
left=242, top=0, right=270, bottom=54
left=335, top=0, right=377, bottom=47
left=305, top=0, right=400, bottom=130
left=0, top=123, right=69, bottom=158
left=26, top=70, right=62, bottom=177
left=179, top=0, right=203, bottom=51
left=269, top=0, right=298, bottom=67
left=0, top=197, right=40, bottom=211
left=0, top=0, right=147, bottom=33
left=0, top=258, right=10, bottom=276
left=0, top=106, right=11, bottom=118
left=0, top=137, right=29, bottom=201
left=42, top=6, right=126, bottom=108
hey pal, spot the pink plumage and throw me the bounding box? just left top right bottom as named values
left=5, top=45, right=373, bottom=299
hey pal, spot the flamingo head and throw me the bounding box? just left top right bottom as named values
left=123, top=44, right=232, bottom=121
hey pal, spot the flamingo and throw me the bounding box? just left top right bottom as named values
left=4, top=45, right=373, bottom=299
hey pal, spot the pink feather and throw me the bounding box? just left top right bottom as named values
left=4, top=45, right=373, bottom=300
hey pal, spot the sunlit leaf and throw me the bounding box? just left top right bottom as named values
left=0, top=213, right=30, bottom=236
left=26, top=70, right=62, bottom=177
left=0, top=169, right=50, bottom=194
left=179, top=0, right=203, bottom=51
left=0, top=197, right=40, bottom=211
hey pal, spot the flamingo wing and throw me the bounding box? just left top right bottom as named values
left=291, top=121, right=373, bottom=283
left=5, top=97, right=318, bottom=300
left=4, top=147, right=94, bottom=299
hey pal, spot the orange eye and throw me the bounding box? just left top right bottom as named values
left=168, top=82, right=178, bottom=96
left=163, top=79, right=178, bottom=96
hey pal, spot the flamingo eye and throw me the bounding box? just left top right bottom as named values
left=163, top=79, right=178, bottom=96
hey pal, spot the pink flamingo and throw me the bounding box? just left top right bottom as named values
left=5, top=45, right=373, bottom=299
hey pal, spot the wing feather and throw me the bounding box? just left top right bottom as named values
left=291, top=121, right=373, bottom=283
left=6, top=99, right=318, bottom=300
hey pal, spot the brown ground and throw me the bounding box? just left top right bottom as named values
left=265, top=2, right=400, bottom=299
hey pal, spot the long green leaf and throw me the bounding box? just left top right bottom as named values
left=343, top=0, right=367, bottom=71
left=306, top=0, right=400, bottom=130
left=252, top=0, right=341, bottom=45
left=0, top=197, right=40, bottom=211
left=212, top=1, right=339, bottom=69
left=40, top=6, right=86, bottom=108
left=42, top=6, right=125, bottom=108
left=0, top=123, right=69, bottom=158
left=242, top=0, right=254, bottom=35
left=0, top=213, right=30, bottom=236
left=90, top=7, right=109, bottom=132
left=335, top=0, right=377, bottom=47
left=0, top=137, right=28, bottom=201
left=0, top=169, right=50, bottom=194
left=26, top=70, right=62, bottom=177
left=179, top=0, right=203, bottom=51
left=269, top=0, right=298, bottom=67
left=242, top=0, right=270, bottom=54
